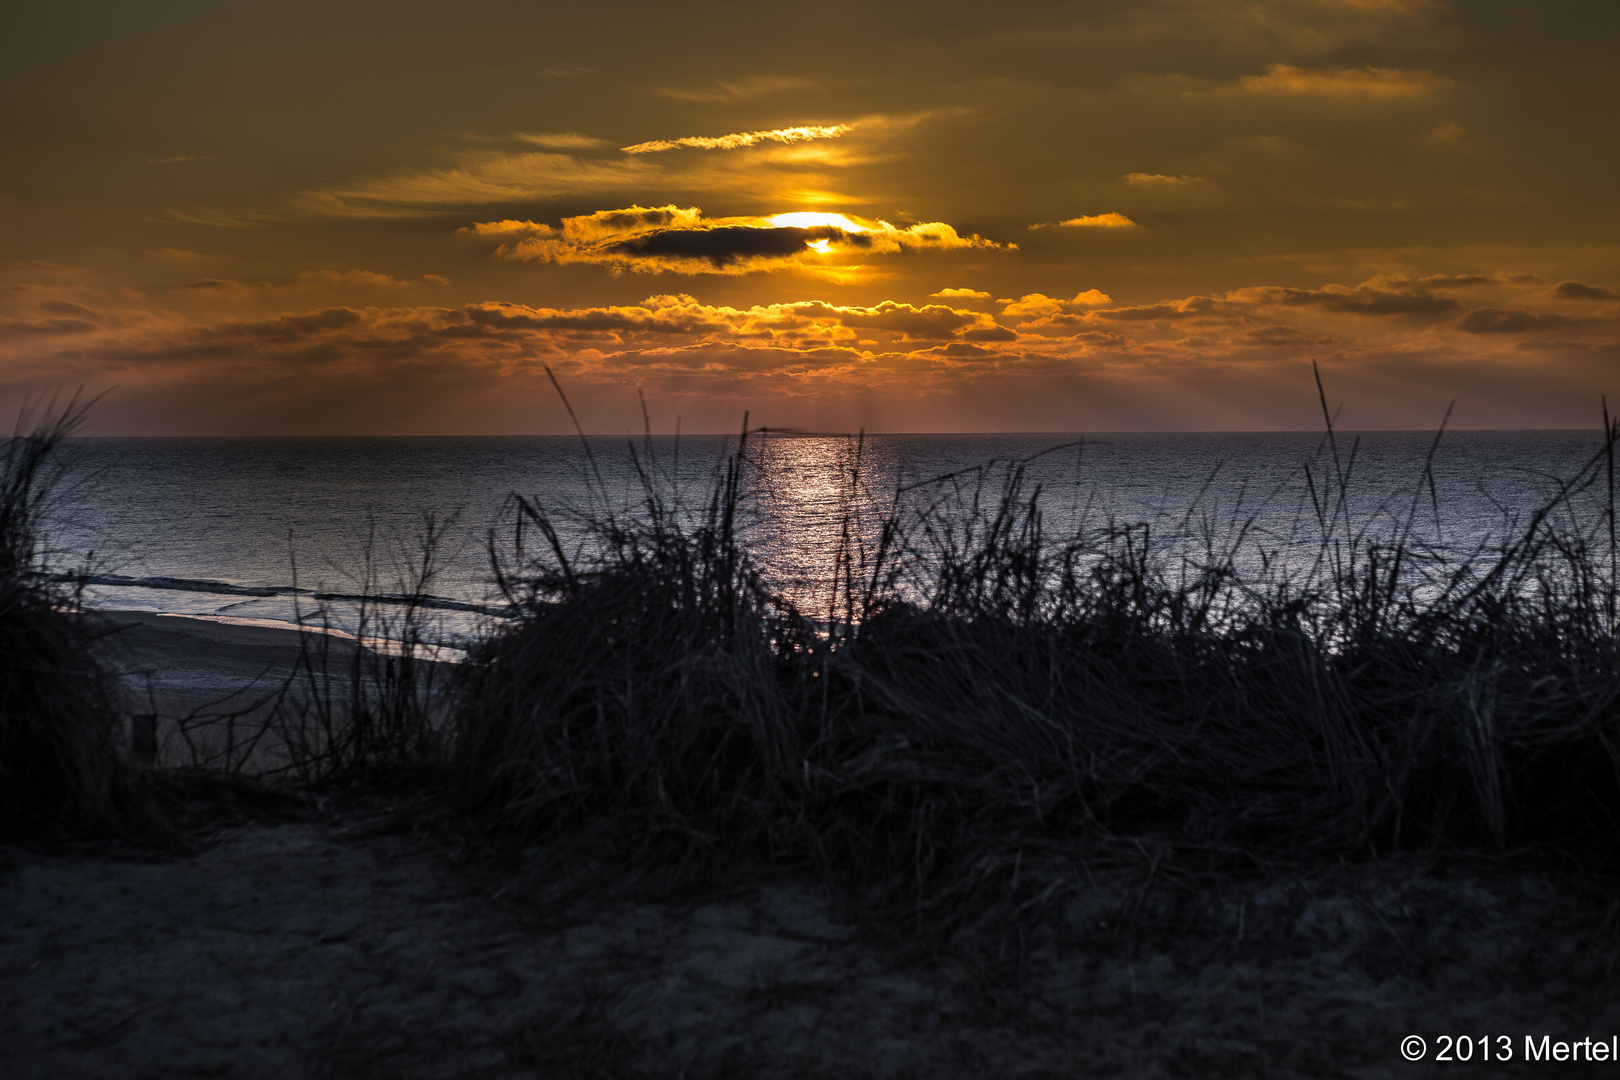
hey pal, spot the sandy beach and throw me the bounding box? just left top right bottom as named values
left=101, top=611, right=354, bottom=710
left=1, top=616, right=1617, bottom=1077
left=90, top=610, right=371, bottom=774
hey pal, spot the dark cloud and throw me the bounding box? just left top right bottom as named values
left=475, top=208, right=1000, bottom=275
left=605, top=226, right=863, bottom=268
left=830, top=302, right=975, bottom=340
left=463, top=302, right=710, bottom=335
left=1260, top=286, right=1460, bottom=316
left=1096, top=297, right=1237, bottom=322
left=931, top=342, right=1000, bottom=361
left=229, top=308, right=366, bottom=340
left=597, top=208, right=680, bottom=230
left=0, top=317, right=98, bottom=337
left=1455, top=308, right=1584, bottom=334
left=1552, top=280, right=1620, bottom=301
left=38, top=299, right=99, bottom=317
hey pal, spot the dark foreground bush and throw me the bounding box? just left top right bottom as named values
left=448, top=413, right=1620, bottom=931
left=0, top=400, right=136, bottom=839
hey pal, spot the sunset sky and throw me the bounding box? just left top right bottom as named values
left=3, top=0, right=1617, bottom=434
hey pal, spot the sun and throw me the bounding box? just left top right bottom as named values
left=805, top=238, right=833, bottom=254
left=768, top=211, right=868, bottom=232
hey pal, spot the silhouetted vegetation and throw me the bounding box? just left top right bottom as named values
left=0, top=397, right=138, bottom=839
left=268, top=514, right=457, bottom=784
left=441, top=391, right=1620, bottom=932
left=26, top=385, right=1620, bottom=935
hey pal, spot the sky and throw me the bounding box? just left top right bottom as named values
left=2, top=0, right=1617, bottom=435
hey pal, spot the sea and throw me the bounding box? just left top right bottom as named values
left=41, top=431, right=1613, bottom=648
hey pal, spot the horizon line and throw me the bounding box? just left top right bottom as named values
left=65, top=426, right=1611, bottom=439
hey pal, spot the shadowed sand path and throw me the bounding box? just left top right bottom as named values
left=4, top=801, right=1619, bottom=1078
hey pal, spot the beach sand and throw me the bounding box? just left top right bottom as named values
left=96, top=610, right=368, bottom=772
left=101, top=610, right=354, bottom=709
left=3, top=616, right=1617, bottom=1077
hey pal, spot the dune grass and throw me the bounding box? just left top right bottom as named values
left=265, top=514, right=458, bottom=784
left=438, top=396, right=1620, bottom=933
left=23, top=384, right=1619, bottom=934
left=0, top=397, right=140, bottom=840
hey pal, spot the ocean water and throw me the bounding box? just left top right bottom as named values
left=42, top=430, right=1610, bottom=644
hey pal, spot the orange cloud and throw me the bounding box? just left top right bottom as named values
left=1226, top=64, right=1449, bottom=98
left=1031, top=213, right=1138, bottom=230
left=5, top=271, right=1613, bottom=434
left=622, top=124, right=853, bottom=155
left=514, top=132, right=611, bottom=149
left=1001, top=290, right=1114, bottom=318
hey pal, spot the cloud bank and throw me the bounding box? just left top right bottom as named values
left=7, top=270, right=1617, bottom=433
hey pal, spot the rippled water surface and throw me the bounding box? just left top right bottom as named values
left=44, top=431, right=1609, bottom=638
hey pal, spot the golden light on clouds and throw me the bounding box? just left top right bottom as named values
left=1228, top=63, right=1449, bottom=98
left=470, top=206, right=1007, bottom=276
left=11, top=268, right=1617, bottom=434
left=621, top=124, right=853, bottom=154
left=1032, top=213, right=1138, bottom=230
left=514, top=132, right=612, bottom=149
left=3, top=0, right=1618, bottom=433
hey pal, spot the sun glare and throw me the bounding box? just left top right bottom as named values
left=769, top=211, right=867, bottom=232
left=806, top=238, right=833, bottom=254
